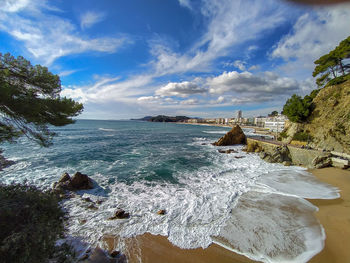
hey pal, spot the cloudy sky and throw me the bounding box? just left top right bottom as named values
left=1, top=0, right=349, bottom=119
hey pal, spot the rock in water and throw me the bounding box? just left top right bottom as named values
left=157, top=209, right=166, bottom=215
left=52, top=172, right=94, bottom=194
left=213, top=125, right=246, bottom=146
left=108, top=209, right=130, bottom=220
left=70, top=172, right=94, bottom=190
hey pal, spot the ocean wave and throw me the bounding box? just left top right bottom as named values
left=202, top=130, right=229, bottom=134
left=98, top=128, right=116, bottom=132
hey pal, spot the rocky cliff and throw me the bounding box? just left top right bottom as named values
left=283, top=80, right=350, bottom=154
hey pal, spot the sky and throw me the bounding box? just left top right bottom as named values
left=1, top=0, right=350, bottom=119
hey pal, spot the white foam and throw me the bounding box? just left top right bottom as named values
left=257, top=169, right=340, bottom=199
left=202, top=130, right=230, bottom=134
left=214, top=190, right=325, bottom=263
left=98, top=128, right=116, bottom=132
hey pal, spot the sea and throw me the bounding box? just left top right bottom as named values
left=0, top=120, right=340, bottom=263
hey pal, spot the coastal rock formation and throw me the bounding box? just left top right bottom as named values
left=312, top=155, right=332, bottom=169
left=213, top=125, right=246, bottom=146
left=218, top=149, right=238, bottom=154
left=0, top=150, right=15, bottom=171
left=53, top=172, right=94, bottom=193
left=245, top=138, right=335, bottom=168
left=282, top=80, right=350, bottom=154
left=259, top=145, right=292, bottom=164
left=108, top=209, right=130, bottom=220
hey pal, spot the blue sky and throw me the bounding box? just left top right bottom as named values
left=1, top=0, right=349, bottom=119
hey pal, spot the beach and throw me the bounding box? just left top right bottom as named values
left=101, top=167, right=350, bottom=263
left=309, top=168, right=350, bottom=263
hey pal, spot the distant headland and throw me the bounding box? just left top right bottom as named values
left=131, top=115, right=191, bottom=122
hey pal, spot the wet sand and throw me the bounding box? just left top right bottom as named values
left=101, top=167, right=350, bottom=263
left=308, top=168, right=350, bottom=263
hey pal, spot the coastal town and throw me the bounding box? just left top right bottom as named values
left=185, top=110, right=287, bottom=133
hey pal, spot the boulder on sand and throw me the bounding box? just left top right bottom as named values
left=213, top=125, right=246, bottom=146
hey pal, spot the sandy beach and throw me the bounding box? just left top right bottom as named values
left=101, top=167, right=350, bottom=263
left=308, top=168, right=350, bottom=263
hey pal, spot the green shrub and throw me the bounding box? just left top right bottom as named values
left=325, top=74, right=350, bottom=87
left=282, top=94, right=312, bottom=123
left=279, top=131, right=288, bottom=139
left=0, top=184, right=68, bottom=263
left=292, top=131, right=312, bottom=142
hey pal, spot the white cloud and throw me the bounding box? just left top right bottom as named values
left=0, top=2, right=131, bottom=65
left=3, top=0, right=30, bottom=12
left=207, top=70, right=299, bottom=95
left=248, top=65, right=259, bottom=71
left=80, top=11, right=104, bottom=30
left=58, top=69, right=79, bottom=77
left=61, top=74, right=154, bottom=104
left=233, top=60, right=246, bottom=71
left=178, top=0, right=192, bottom=9
left=149, top=0, right=288, bottom=76
left=61, top=87, right=88, bottom=103
left=180, top=99, right=199, bottom=105
left=271, top=5, right=350, bottom=78
left=155, top=81, right=207, bottom=97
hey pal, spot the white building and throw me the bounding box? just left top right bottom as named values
left=254, top=116, right=267, bottom=127
left=264, top=115, right=287, bottom=132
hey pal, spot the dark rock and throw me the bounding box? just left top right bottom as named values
left=234, top=156, right=245, bottom=159
left=218, top=149, right=238, bottom=154
left=213, top=125, right=246, bottom=146
left=157, top=209, right=166, bottom=215
left=110, top=250, right=120, bottom=258
left=313, top=155, right=332, bottom=169
left=82, top=197, right=93, bottom=202
left=108, top=209, right=130, bottom=220
left=70, top=172, right=94, bottom=190
left=59, top=172, right=71, bottom=183
left=87, top=204, right=98, bottom=210
left=0, top=151, right=15, bottom=171
left=53, top=172, right=94, bottom=194
left=96, top=200, right=104, bottom=205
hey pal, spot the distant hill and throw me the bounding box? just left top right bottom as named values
left=131, top=116, right=153, bottom=121
left=131, top=115, right=190, bottom=122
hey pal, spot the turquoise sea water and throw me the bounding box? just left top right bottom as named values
left=0, top=120, right=340, bottom=263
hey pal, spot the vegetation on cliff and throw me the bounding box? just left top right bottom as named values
left=0, top=184, right=74, bottom=263
left=282, top=90, right=319, bottom=123
left=282, top=36, right=349, bottom=124
left=0, top=54, right=83, bottom=262
left=282, top=79, right=350, bottom=153
left=0, top=53, right=83, bottom=147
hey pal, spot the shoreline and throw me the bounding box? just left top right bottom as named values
left=98, top=167, right=350, bottom=263
left=177, top=121, right=274, bottom=136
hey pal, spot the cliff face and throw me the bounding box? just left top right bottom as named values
left=284, top=80, right=350, bottom=154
